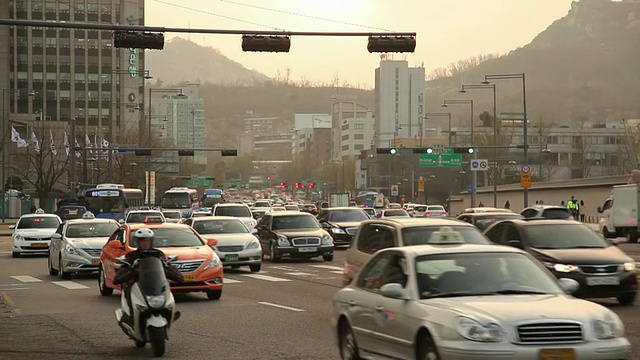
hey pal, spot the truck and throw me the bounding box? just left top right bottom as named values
left=329, top=193, right=350, bottom=208
left=597, top=184, right=640, bottom=242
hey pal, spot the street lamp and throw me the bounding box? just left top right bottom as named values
left=442, top=99, right=477, bottom=207
left=482, top=73, right=529, bottom=206
left=108, top=69, right=152, bottom=182
left=424, top=112, right=452, bottom=145
left=2, top=88, right=35, bottom=223
left=460, top=83, right=498, bottom=207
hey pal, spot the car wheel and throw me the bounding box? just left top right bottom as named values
left=206, top=289, right=222, bottom=300
left=617, top=292, right=636, bottom=306
left=323, top=254, right=334, bottom=262
left=418, top=333, right=441, bottom=360
left=11, top=252, right=19, bottom=258
left=230, top=265, right=240, bottom=269
left=58, top=255, right=71, bottom=280
left=602, top=227, right=615, bottom=239
left=98, top=265, right=114, bottom=296
left=626, top=231, right=638, bottom=243
left=270, top=243, right=280, bottom=263
left=249, top=263, right=261, bottom=272
left=48, top=254, right=58, bottom=275
left=339, top=321, right=361, bottom=360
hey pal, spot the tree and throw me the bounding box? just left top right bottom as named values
left=478, top=111, right=496, bottom=127
left=224, top=154, right=253, bottom=182
left=4, top=176, right=24, bottom=192
left=536, top=116, right=558, bottom=181
left=620, top=118, right=640, bottom=174
left=571, top=117, right=600, bottom=178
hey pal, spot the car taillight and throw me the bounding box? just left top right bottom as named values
left=441, top=211, right=446, bottom=215
left=412, top=210, right=416, bottom=214
left=426, top=211, right=432, bottom=215
left=568, top=216, right=573, bottom=220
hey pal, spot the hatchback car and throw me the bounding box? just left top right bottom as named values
left=211, top=203, right=257, bottom=229
left=457, top=211, right=524, bottom=231
left=123, top=210, right=166, bottom=224
left=333, top=244, right=630, bottom=360
left=344, top=218, right=490, bottom=286
left=11, top=212, right=62, bottom=257
left=255, top=212, right=334, bottom=262
left=55, top=205, right=87, bottom=222
left=414, top=204, right=447, bottom=218
left=484, top=219, right=637, bottom=305
left=520, top=205, right=574, bottom=220
left=317, top=207, right=370, bottom=247
left=186, top=216, right=262, bottom=272
left=98, top=223, right=224, bottom=300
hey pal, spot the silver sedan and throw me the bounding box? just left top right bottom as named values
left=332, top=243, right=631, bottom=360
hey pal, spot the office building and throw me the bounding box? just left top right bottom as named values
left=330, top=100, right=375, bottom=161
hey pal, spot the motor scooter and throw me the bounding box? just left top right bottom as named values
left=115, top=254, right=180, bottom=357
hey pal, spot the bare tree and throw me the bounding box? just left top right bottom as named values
left=571, top=117, right=600, bottom=178
left=537, top=116, right=558, bottom=181
left=427, top=53, right=503, bottom=80
left=620, top=118, right=640, bottom=173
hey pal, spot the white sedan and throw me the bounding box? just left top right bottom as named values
left=11, top=211, right=61, bottom=257
left=333, top=241, right=631, bottom=360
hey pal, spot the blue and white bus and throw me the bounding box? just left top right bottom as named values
left=84, top=184, right=127, bottom=221
left=160, top=187, right=200, bottom=217
left=201, top=188, right=225, bottom=207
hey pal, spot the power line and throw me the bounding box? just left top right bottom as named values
left=154, top=0, right=285, bottom=31
left=219, top=0, right=394, bottom=32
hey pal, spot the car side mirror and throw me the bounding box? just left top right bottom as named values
left=118, top=219, right=124, bottom=224
left=8, top=225, right=15, bottom=229
left=207, top=238, right=218, bottom=247
left=107, top=240, right=124, bottom=250
left=558, top=278, right=579, bottom=294
left=507, top=240, right=524, bottom=249
left=251, top=228, right=258, bottom=235
left=51, top=233, right=62, bottom=239
left=596, top=206, right=602, bottom=214
left=379, top=283, right=408, bottom=300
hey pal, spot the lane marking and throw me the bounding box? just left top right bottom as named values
left=330, top=271, right=344, bottom=274
left=0, top=291, right=21, bottom=314
left=223, top=278, right=242, bottom=284
left=268, top=266, right=297, bottom=271
left=309, top=265, right=344, bottom=271
left=10, top=275, right=42, bottom=283
left=285, top=272, right=313, bottom=276
left=257, top=301, right=305, bottom=312
left=0, top=250, right=10, bottom=254
left=242, top=274, right=292, bottom=282
left=51, top=281, right=90, bottom=290
left=0, top=283, right=27, bottom=287
left=0, top=287, right=33, bottom=291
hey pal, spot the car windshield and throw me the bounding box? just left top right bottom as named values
left=384, top=210, right=409, bottom=217
left=272, top=215, right=320, bottom=230
left=414, top=206, right=427, bottom=212
left=541, top=208, right=572, bottom=219
left=474, top=214, right=524, bottom=231
left=214, top=206, right=251, bottom=217
left=163, top=212, right=181, bottom=219
left=127, top=212, right=163, bottom=223
left=66, top=222, right=119, bottom=237
left=524, top=224, right=608, bottom=249
left=401, top=226, right=490, bottom=246
left=17, top=217, right=60, bottom=229
left=415, top=252, right=563, bottom=299
left=58, top=207, right=86, bottom=219
left=427, top=206, right=445, bottom=211
left=329, top=210, right=369, bottom=222
left=129, top=227, right=204, bottom=248
left=193, top=219, right=249, bottom=234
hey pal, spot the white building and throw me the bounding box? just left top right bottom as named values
left=331, top=99, right=375, bottom=161
left=374, top=60, right=425, bottom=147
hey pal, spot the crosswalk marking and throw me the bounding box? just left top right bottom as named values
left=285, top=272, right=313, bottom=276
left=10, top=275, right=42, bottom=283
left=330, top=271, right=344, bottom=274
left=223, top=278, right=242, bottom=284
left=242, top=274, right=292, bottom=282
left=309, top=265, right=344, bottom=271
left=0, top=250, right=11, bottom=254
left=52, top=281, right=90, bottom=290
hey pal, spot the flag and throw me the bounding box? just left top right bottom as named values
left=101, top=138, right=109, bottom=156
left=85, top=134, right=93, bottom=155
left=63, top=132, right=70, bottom=156
left=49, top=129, right=57, bottom=155
left=31, top=131, right=40, bottom=153
left=74, top=138, right=81, bottom=158
left=11, top=127, right=28, bottom=148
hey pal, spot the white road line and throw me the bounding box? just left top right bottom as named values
left=285, top=272, right=313, bottom=276
left=257, top=301, right=305, bottom=312
left=0, top=287, right=33, bottom=291
left=268, top=266, right=297, bottom=271
left=10, top=275, right=42, bottom=283
left=0, top=250, right=10, bottom=254
left=0, top=284, right=26, bottom=287
left=330, top=271, right=344, bottom=274
left=51, top=281, right=90, bottom=290
left=309, top=265, right=344, bottom=271
left=242, top=274, right=292, bottom=282
left=223, top=278, right=242, bottom=284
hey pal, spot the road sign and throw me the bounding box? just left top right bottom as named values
left=419, top=152, right=462, bottom=168
left=117, top=148, right=136, bottom=153
left=391, top=185, right=399, bottom=196
left=470, top=159, right=489, bottom=171
left=520, top=173, right=532, bottom=188
left=418, top=176, right=424, bottom=181
left=521, top=165, right=531, bottom=173
left=187, top=179, right=212, bottom=187
left=417, top=180, right=425, bottom=192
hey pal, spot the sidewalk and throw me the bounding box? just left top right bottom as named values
left=0, top=219, right=18, bottom=236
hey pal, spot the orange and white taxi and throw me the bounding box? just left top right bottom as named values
left=98, top=222, right=224, bottom=300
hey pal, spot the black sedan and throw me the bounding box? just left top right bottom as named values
left=456, top=212, right=524, bottom=231
left=254, top=212, right=334, bottom=262
left=316, top=207, right=370, bottom=247
left=484, top=219, right=637, bottom=305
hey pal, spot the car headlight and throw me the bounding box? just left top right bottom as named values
left=146, top=294, right=166, bottom=309
left=64, top=244, right=76, bottom=255
left=246, top=221, right=257, bottom=228
left=246, top=240, right=260, bottom=249
left=454, top=317, right=504, bottom=342
left=277, top=236, right=290, bottom=247
left=331, top=227, right=346, bottom=234
left=593, top=313, right=624, bottom=339
left=545, top=263, right=579, bottom=273
left=13, top=234, right=24, bottom=242
left=322, top=235, right=333, bottom=245
left=204, top=255, right=221, bottom=269
left=623, top=262, right=635, bottom=272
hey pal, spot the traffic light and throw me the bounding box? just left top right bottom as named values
left=178, top=150, right=194, bottom=156
left=453, top=147, right=475, bottom=154
left=309, top=182, right=315, bottom=188
left=135, top=149, right=152, bottom=156
left=367, top=36, right=416, bottom=53
left=376, top=148, right=398, bottom=155
left=295, top=182, right=300, bottom=189
left=221, top=149, right=238, bottom=156
left=412, top=148, right=433, bottom=154
left=113, top=31, right=164, bottom=50
left=280, top=182, right=286, bottom=189
left=242, top=35, right=291, bottom=52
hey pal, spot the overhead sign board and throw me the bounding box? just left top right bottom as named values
left=419, top=152, right=462, bottom=168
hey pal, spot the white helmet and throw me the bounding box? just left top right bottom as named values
left=82, top=211, right=95, bottom=219
left=35, top=208, right=45, bottom=214
left=133, top=228, right=155, bottom=240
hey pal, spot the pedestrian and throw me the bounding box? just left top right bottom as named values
left=539, top=200, right=544, bottom=205
left=561, top=200, right=565, bottom=206
left=504, top=200, right=510, bottom=209
left=30, top=204, right=36, bottom=213
left=580, top=200, right=586, bottom=222
left=478, top=202, right=485, bottom=207
left=567, top=196, right=579, bottom=220
left=535, top=200, right=539, bottom=205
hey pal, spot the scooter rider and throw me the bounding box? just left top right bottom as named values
left=113, top=228, right=184, bottom=323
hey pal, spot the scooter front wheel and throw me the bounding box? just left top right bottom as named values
left=149, top=326, right=166, bottom=357
left=135, top=339, right=146, bottom=348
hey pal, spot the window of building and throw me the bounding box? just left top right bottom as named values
left=354, top=123, right=364, bottom=130
left=17, top=72, right=28, bottom=80
left=45, top=1, right=56, bottom=12
left=59, top=90, right=71, bottom=99
left=342, top=112, right=354, bottom=119
left=32, top=54, right=43, bottom=65
left=354, top=144, right=364, bottom=150
left=342, top=124, right=349, bottom=131
left=354, top=134, right=365, bottom=140
left=356, top=112, right=368, bottom=118
left=342, top=134, right=349, bottom=141
left=59, top=38, right=70, bottom=48
left=342, top=144, right=350, bottom=151
left=46, top=73, right=57, bottom=82
left=45, top=37, right=57, bottom=48
left=33, top=72, right=43, bottom=80
left=559, top=153, right=569, bottom=166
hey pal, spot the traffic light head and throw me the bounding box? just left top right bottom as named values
left=413, top=148, right=434, bottom=154
left=376, top=148, right=398, bottom=155
left=295, top=182, right=300, bottom=189
left=309, top=182, right=315, bottom=188
left=453, top=147, right=475, bottom=154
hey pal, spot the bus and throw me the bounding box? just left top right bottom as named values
left=355, top=191, right=379, bottom=208
left=160, top=187, right=200, bottom=216
left=123, top=188, right=144, bottom=210
left=201, top=188, right=225, bottom=207
left=84, top=186, right=127, bottom=221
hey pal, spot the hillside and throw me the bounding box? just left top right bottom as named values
left=145, top=37, right=271, bottom=85
left=427, top=0, right=640, bottom=125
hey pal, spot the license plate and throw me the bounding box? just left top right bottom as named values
left=299, top=247, right=317, bottom=253
left=539, top=348, right=574, bottom=360
left=183, top=274, right=197, bottom=281
left=586, top=276, right=620, bottom=286
left=224, top=254, right=239, bottom=262
left=91, top=258, right=100, bottom=265
left=31, top=243, right=48, bottom=247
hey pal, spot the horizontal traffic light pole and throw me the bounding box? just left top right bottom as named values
left=73, top=147, right=238, bottom=156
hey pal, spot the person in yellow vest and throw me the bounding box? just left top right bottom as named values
left=567, top=196, right=579, bottom=220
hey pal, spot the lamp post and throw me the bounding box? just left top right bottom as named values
left=2, top=88, right=35, bottom=223
left=424, top=112, right=452, bottom=145
left=460, top=83, right=498, bottom=207
left=108, top=69, right=151, bottom=182
left=482, top=73, right=528, bottom=207
left=442, top=99, right=476, bottom=207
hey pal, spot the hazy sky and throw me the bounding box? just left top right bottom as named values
left=146, top=0, right=575, bottom=87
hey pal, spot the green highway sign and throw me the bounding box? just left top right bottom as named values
left=187, top=179, right=212, bottom=187
left=419, top=151, right=462, bottom=168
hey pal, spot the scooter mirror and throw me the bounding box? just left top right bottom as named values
left=207, top=238, right=217, bottom=247
left=167, top=255, right=178, bottom=262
